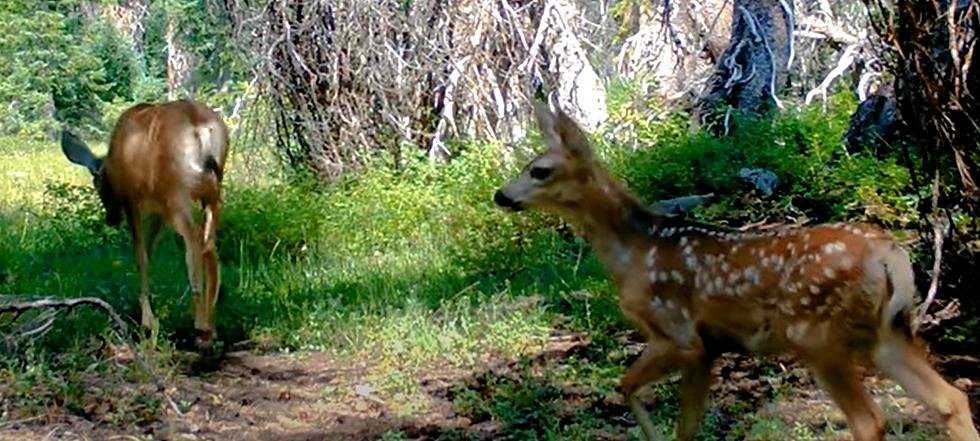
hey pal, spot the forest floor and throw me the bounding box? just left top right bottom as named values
left=1, top=331, right=972, bottom=441
left=2, top=132, right=977, bottom=441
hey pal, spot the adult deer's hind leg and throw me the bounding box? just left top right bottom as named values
left=170, top=207, right=208, bottom=348
left=200, top=198, right=222, bottom=347
left=125, top=204, right=156, bottom=331
left=874, top=334, right=980, bottom=441
left=144, top=214, right=164, bottom=258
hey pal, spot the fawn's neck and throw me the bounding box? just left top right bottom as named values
left=576, top=171, right=665, bottom=279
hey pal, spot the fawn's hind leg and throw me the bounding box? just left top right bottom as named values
left=874, top=335, right=979, bottom=441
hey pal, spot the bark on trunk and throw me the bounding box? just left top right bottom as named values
left=81, top=0, right=148, bottom=52
left=541, top=0, right=608, bottom=131
left=165, top=16, right=192, bottom=100
left=692, top=0, right=794, bottom=132
left=617, top=0, right=732, bottom=104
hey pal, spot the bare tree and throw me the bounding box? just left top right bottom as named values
left=227, top=0, right=609, bottom=181
left=616, top=0, right=732, bottom=105
left=165, top=13, right=193, bottom=100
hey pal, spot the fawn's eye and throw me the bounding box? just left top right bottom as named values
left=530, top=166, right=553, bottom=181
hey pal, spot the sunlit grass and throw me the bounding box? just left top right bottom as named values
left=0, top=134, right=585, bottom=365
left=0, top=137, right=93, bottom=209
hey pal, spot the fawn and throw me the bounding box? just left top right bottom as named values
left=61, top=99, right=229, bottom=350
left=493, top=101, right=979, bottom=441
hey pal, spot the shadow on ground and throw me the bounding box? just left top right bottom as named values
left=2, top=328, right=969, bottom=441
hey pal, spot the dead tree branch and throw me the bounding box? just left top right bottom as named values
left=857, top=0, right=980, bottom=338
left=1, top=296, right=127, bottom=338
left=227, top=0, right=609, bottom=181
left=0, top=295, right=182, bottom=416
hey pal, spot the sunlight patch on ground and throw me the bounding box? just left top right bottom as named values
left=0, top=137, right=92, bottom=211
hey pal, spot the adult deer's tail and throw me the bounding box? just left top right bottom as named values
left=196, top=122, right=226, bottom=182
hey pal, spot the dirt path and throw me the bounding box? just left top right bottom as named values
left=1, top=334, right=974, bottom=441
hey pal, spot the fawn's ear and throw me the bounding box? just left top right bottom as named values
left=553, top=107, right=593, bottom=161
left=61, top=131, right=102, bottom=175
left=532, top=100, right=592, bottom=160
left=533, top=100, right=561, bottom=152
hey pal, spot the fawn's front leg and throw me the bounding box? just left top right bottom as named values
left=619, top=334, right=705, bottom=441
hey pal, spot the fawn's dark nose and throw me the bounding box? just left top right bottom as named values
left=494, top=190, right=523, bottom=211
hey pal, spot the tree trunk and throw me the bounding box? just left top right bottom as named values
left=891, top=0, right=979, bottom=200
left=692, top=0, right=794, bottom=132
left=165, top=15, right=192, bottom=100
left=541, top=0, right=608, bottom=131
left=121, top=0, right=149, bottom=53
left=80, top=0, right=148, bottom=52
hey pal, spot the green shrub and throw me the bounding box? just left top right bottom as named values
left=0, top=3, right=107, bottom=138
left=598, top=87, right=916, bottom=229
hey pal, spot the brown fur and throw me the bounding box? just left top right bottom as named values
left=494, top=102, right=979, bottom=441
left=62, top=99, right=229, bottom=350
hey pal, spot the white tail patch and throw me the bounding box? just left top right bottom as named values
left=196, top=122, right=226, bottom=162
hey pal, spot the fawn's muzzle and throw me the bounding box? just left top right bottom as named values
left=494, top=190, right=524, bottom=211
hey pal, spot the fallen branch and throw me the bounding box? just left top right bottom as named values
left=0, top=295, right=183, bottom=417
left=650, top=193, right=717, bottom=217
left=0, top=415, right=42, bottom=430
left=943, top=354, right=980, bottom=365
left=0, top=296, right=126, bottom=331
left=916, top=299, right=960, bottom=334
left=736, top=217, right=770, bottom=231
left=797, top=15, right=861, bottom=46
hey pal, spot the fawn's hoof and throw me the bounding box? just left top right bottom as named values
left=195, top=329, right=215, bottom=351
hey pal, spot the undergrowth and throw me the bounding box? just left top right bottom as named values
left=0, top=88, right=936, bottom=437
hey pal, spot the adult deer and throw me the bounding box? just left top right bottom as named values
left=61, top=99, right=229, bottom=350
left=494, top=102, right=979, bottom=441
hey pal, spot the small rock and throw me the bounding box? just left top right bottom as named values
left=354, top=384, right=374, bottom=397
left=738, top=168, right=779, bottom=197
left=467, top=420, right=502, bottom=440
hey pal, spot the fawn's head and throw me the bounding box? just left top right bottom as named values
left=494, top=102, right=599, bottom=216
left=61, top=131, right=123, bottom=226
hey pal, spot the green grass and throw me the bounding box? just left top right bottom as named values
left=0, top=90, right=940, bottom=439
left=0, top=137, right=603, bottom=358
